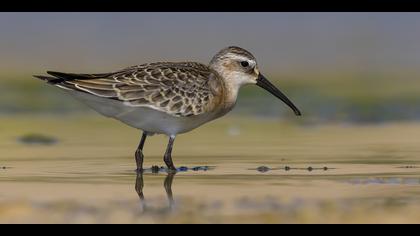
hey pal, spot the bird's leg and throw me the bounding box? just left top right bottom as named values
left=135, top=132, right=148, bottom=172
left=163, top=135, right=177, bottom=172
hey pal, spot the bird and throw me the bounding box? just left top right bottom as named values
left=34, top=46, right=301, bottom=172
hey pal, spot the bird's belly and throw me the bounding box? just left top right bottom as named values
left=67, top=90, right=216, bottom=135
left=116, top=106, right=215, bottom=135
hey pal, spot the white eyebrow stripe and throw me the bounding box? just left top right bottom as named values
left=224, top=53, right=253, bottom=62
left=222, top=53, right=257, bottom=69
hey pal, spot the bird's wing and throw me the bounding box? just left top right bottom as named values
left=36, top=62, right=223, bottom=117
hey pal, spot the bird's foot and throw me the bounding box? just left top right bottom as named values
left=167, top=167, right=178, bottom=173
left=135, top=168, right=144, bottom=173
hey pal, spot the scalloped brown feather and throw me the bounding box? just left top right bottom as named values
left=38, top=62, right=225, bottom=117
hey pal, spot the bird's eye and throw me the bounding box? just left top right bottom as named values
left=240, top=61, right=249, bottom=67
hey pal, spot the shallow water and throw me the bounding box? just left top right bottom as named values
left=1, top=115, right=420, bottom=223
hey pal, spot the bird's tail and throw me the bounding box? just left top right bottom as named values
left=34, top=71, right=112, bottom=85
left=33, top=74, right=64, bottom=85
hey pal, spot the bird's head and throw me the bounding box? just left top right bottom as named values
left=209, top=46, right=301, bottom=116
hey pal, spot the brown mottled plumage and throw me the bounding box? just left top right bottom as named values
left=37, top=62, right=225, bottom=118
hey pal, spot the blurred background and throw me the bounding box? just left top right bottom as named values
left=1, top=12, right=420, bottom=124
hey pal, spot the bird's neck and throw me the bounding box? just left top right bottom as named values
left=219, top=73, right=248, bottom=114
left=209, top=64, right=247, bottom=115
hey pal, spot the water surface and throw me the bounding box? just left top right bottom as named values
left=1, top=116, right=420, bottom=223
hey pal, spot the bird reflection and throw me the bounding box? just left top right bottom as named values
left=134, top=166, right=213, bottom=214
left=135, top=171, right=176, bottom=214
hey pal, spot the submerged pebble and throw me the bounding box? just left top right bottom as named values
left=281, top=166, right=331, bottom=171
left=178, top=166, right=189, bottom=172
left=151, top=166, right=160, bottom=173
left=400, top=165, right=419, bottom=169
left=257, top=166, right=271, bottom=173
left=192, top=166, right=210, bottom=171
left=146, top=165, right=212, bottom=173
left=18, top=134, right=58, bottom=145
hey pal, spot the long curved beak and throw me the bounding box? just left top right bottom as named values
left=256, top=73, right=302, bottom=116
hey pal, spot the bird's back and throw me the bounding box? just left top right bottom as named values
left=34, top=62, right=228, bottom=134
